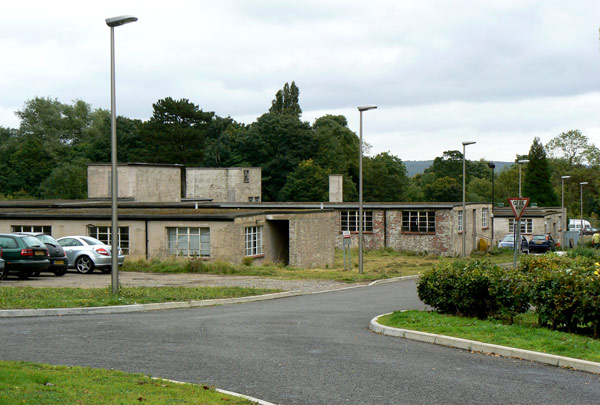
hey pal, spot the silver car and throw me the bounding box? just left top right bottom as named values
left=56, top=236, right=125, bottom=274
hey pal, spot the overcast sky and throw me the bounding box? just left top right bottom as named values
left=2, top=0, right=600, bottom=162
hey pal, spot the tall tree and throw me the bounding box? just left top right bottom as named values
left=278, top=159, right=329, bottom=202
left=545, top=129, right=599, bottom=167
left=269, top=81, right=302, bottom=118
left=363, top=152, right=408, bottom=202
left=523, top=137, right=559, bottom=206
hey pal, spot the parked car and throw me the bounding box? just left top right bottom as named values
left=528, top=234, right=557, bottom=253
left=568, top=219, right=597, bottom=235
left=0, top=233, right=50, bottom=279
left=56, top=236, right=125, bottom=274
left=13, top=232, right=68, bottom=276
left=0, top=248, right=5, bottom=276
left=497, top=234, right=529, bottom=253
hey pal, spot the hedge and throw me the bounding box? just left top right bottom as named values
left=417, top=255, right=600, bottom=337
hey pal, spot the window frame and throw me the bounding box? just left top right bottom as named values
left=509, top=218, right=533, bottom=234
left=401, top=211, right=436, bottom=234
left=458, top=210, right=463, bottom=233
left=340, top=210, right=373, bottom=233
left=481, top=208, right=489, bottom=229
left=87, top=225, right=130, bottom=255
left=167, top=227, right=210, bottom=257
left=245, top=226, right=263, bottom=257
left=11, top=225, right=52, bottom=234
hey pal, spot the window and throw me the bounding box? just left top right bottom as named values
left=458, top=210, right=463, bottom=232
left=11, top=225, right=51, bottom=234
left=88, top=226, right=129, bottom=254
left=509, top=219, right=533, bottom=234
left=248, top=197, right=254, bottom=202
left=340, top=211, right=373, bottom=232
left=167, top=227, right=210, bottom=257
left=245, top=226, right=263, bottom=256
left=243, top=169, right=250, bottom=183
left=481, top=208, right=489, bottom=229
left=401, top=211, right=435, bottom=233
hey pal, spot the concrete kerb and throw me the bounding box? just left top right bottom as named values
left=369, top=312, right=600, bottom=375
left=0, top=275, right=419, bottom=319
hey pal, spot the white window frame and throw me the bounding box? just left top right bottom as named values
left=87, top=225, right=129, bottom=254
left=458, top=210, right=463, bottom=232
left=509, top=218, right=533, bottom=234
left=401, top=211, right=435, bottom=233
left=340, top=210, right=373, bottom=232
left=481, top=208, right=489, bottom=229
left=245, top=226, right=263, bottom=256
left=11, top=225, right=52, bottom=234
left=167, top=227, right=210, bottom=257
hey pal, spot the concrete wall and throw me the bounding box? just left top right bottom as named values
left=287, top=211, right=336, bottom=268
left=186, top=167, right=261, bottom=202
left=87, top=165, right=182, bottom=203
left=329, top=175, right=343, bottom=202
left=493, top=211, right=564, bottom=244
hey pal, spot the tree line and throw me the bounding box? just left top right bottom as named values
left=0, top=82, right=598, bottom=219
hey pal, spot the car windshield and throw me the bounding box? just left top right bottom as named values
left=22, top=236, right=45, bottom=247
left=81, top=236, right=105, bottom=246
left=501, top=235, right=514, bottom=242
left=531, top=235, right=546, bottom=241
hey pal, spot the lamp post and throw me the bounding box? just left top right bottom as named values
left=357, top=105, right=377, bottom=275
left=561, top=175, right=570, bottom=249
left=106, top=15, right=137, bottom=295
left=580, top=181, right=588, bottom=247
left=488, top=162, right=495, bottom=248
left=462, top=141, right=476, bottom=257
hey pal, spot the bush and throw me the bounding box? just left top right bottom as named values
left=567, top=247, right=598, bottom=259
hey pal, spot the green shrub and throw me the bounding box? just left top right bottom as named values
left=567, top=247, right=598, bottom=259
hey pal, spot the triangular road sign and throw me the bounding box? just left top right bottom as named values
left=508, top=197, right=530, bottom=221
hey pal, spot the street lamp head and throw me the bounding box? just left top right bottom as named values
left=561, top=175, right=571, bottom=180
left=517, top=159, right=530, bottom=164
left=106, top=15, right=138, bottom=27
left=580, top=181, right=588, bottom=186
left=357, top=105, right=377, bottom=112
left=487, top=162, right=496, bottom=169
left=462, top=141, right=476, bottom=146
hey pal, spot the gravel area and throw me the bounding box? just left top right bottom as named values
left=0, top=271, right=365, bottom=294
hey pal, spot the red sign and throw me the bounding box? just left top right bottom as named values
left=508, top=198, right=530, bottom=221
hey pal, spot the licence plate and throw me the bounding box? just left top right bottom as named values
left=54, top=260, right=64, bottom=265
left=35, top=251, right=44, bottom=256
left=535, top=241, right=542, bottom=244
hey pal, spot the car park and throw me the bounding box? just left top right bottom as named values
left=528, top=234, right=557, bottom=253
left=12, top=232, right=68, bottom=276
left=497, top=234, right=529, bottom=253
left=0, top=233, right=50, bottom=279
left=56, top=236, right=125, bottom=274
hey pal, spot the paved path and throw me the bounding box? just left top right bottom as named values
left=1, top=279, right=599, bottom=404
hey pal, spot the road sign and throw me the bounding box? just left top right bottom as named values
left=508, top=197, right=530, bottom=220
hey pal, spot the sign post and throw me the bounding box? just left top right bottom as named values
left=508, top=197, right=530, bottom=268
left=342, top=231, right=352, bottom=270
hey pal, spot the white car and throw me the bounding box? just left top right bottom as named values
left=56, top=236, right=125, bottom=274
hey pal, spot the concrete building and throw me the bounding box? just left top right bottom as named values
left=87, top=164, right=261, bottom=203
left=0, top=201, right=334, bottom=268
left=492, top=206, right=565, bottom=247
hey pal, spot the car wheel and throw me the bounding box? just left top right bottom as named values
left=0, top=267, right=8, bottom=280
left=100, top=268, right=112, bottom=274
left=31, top=271, right=40, bottom=277
left=75, top=256, right=95, bottom=274
left=54, top=268, right=67, bottom=276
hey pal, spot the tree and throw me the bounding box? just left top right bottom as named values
left=269, top=81, right=302, bottom=118
left=523, top=137, right=559, bottom=206
left=363, top=152, right=408, bottom=202
left=139, top=97, right=213, bottom=165
left=278, top=159, right=329, bottom=202
left=545, top=130, right=599, bottom=167
left=423, top=176, right=462, bottom=202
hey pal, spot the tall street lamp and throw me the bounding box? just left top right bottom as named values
left=488, top=162, right=495, bottom=248
left=580, top=181, right=588, bottom=247
left=561, top=175, right=570, bottom=249
left=462, top=141, right=475, bottom=258
left=357, top=105, right=377, bottom=275
left=106, top=15, right=137, bottom=295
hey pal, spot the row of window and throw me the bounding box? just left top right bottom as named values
left=458, top=208, right=489, bottom=232
left=10, top=224, right=264, bottom=258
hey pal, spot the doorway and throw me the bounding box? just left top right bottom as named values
left=267, top=220, right=289, bottom=265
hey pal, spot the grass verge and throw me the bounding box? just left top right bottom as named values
left=0, top=361, right=254, bottom=404
left=121, top=249, right=517, bottom=283
left=378, top=310, right=600, bottom=363
left=0, top=286, right=280, bottom=309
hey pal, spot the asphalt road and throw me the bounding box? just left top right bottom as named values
left=1, top=280, right=599, bottom=404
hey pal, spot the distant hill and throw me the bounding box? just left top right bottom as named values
left=404, top=160, right=515, bottom=177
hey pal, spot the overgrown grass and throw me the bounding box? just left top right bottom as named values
left=0, top=361, right=253, bottom=404
left=0, top=286, right=279, bottom=309
left=378, top=310, right=600, bottom=362
left=121, top=249, right=517, bottom=283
